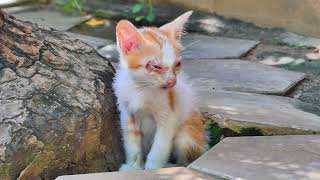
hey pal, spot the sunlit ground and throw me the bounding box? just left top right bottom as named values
left=0, top=0, right=20, bottom=6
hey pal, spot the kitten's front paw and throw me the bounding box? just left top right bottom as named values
left=119, top=163, right=143, bottom=172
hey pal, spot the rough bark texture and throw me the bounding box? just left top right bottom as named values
left=0, top=10, right=123, bottom=179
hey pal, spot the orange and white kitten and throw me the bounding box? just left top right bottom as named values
left=113, top=11, right=208, bottom=171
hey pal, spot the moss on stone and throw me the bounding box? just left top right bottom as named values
left=205, top=114, right=319, bottom=148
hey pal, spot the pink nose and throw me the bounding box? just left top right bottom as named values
left=165, top=78, right=176, bottom=89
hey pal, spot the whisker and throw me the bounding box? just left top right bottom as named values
left=130, top=82, right=155, bottom=89
left=180, top=50, right=200, bottom=56
left=182, top=40, right=201, bottom=52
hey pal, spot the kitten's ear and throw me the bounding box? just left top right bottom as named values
left=160, top=11, right=192, bottom=41
left=116, top=20, right=144, bottom=54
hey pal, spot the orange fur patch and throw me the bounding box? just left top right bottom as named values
left=124, top=28, right=182, bottom=70
left=167, top=89, right=176, bottom=111
left=128, top=130, right=143, bottom=136
left=127, top=115, right=143, bottom=136
left=179, top=111, right=207, bottom=146
left=174, top=111, right=207, bottom=165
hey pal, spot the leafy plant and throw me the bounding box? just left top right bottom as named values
left=131, top=0, right=156, bottom=23
left=63, top=0, right=86, bottom=14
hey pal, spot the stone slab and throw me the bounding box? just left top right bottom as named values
left=280, top=32, right=320, bottom=48
left=97, top=43, right=118, bottom=61
left=181, top=34, right=259, bottom=60
left=200, top=90, right=320, bottom=133
left=65, top=32, right=114, bottom=50
left=183, top=59, right=305, bottom=95
left=10, top=9, right=90, bottom=31
left=55, top=167, right=215, bottom=180
left=189, top=135, right=320, bottom=180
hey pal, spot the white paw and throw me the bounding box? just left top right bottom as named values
left=119, top=163, right=143, bottom=172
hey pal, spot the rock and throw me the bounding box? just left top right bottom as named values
left=7, top=8, right=90, bottom=31
left=0, top=10, right=123, bottom=179
left=56, top=167, right=215, bottom=180
left=183, top=59, right=305, bottom=95
left=201, top=90, right=320, bottom=134
left=280, top=32, right=320, bottom=48
left=65, top=32, right=114, bottom=50
left=97, top=43, right=118, bottom=61
left=181, top=34, right=259, bottom=60
left=256, top=51, right=306, bottom=66
left=189, top=135, right=320, bottom=180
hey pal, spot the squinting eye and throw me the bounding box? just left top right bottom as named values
left=175, top=62, right=181, bottom=68
left=152, top=65, right=162, bottom=70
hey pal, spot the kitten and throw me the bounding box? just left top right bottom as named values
left=113, top=11, right=208, bottom=171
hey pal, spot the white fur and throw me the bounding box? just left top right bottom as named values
left=162, top=41, right=176, bottom=66
left=113, top=63, right=199, bottom=170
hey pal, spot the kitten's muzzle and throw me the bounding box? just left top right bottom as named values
left=162, top=78, right=176, bottom=89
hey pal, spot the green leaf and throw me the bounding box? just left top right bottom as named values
left=72, top=0, right=81, bottom=10
left=146, top=14, right=155, bottom=22
left=132, top=3, right=144, bottom=14
left=135, top=16, right=145, bottom=22
left=63, top=2, right=73, bottom=12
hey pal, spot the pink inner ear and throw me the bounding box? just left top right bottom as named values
left=118, top=27, right=141, bottom=54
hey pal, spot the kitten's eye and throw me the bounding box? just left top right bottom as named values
left=152, top=65, right=162, bottom=70
left=146, top=62, right=163, bottom=72
left=175, top=62, right=181, bottom=68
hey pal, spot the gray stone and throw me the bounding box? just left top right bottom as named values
left=97, top=43, right=118, bottom=61
left=201, top=90, right=320, bottom=133
left=65, top=32, right=114, bottom=50
left=181, top=34, right=259, bottom=60
left=280, top=32, right=320, bottom=48
left=183, top=59, right=305, bottom=95
left=56, top=167, right=215, bottom=180
left=10, top=9, right=90, bottom=31
left=189, top=135, right=320, bottom=180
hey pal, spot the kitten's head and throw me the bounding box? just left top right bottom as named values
left=116, top=11, right=192, bottom=89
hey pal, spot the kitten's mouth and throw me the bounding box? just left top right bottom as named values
left=161, top=85, right=169, bottom=89
left=161, top=85, right=175, bottom=89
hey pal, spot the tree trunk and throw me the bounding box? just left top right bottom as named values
left=0, top=10, right=123, bottom=179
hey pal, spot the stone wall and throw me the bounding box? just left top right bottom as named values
left=154, top=0, right=320, bottom=37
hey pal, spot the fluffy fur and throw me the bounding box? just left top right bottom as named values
left=113, top=11, right=208, bottom=171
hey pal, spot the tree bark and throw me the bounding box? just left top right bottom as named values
left=0, top=10, right=123, bottom=179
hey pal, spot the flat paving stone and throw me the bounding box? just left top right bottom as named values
left=201, top=90, right=320, bottom=133
left=10, top=9, right=90, bottom=31
left=65, top=32, right=114, bottom=50
left=181, top=34, right=259, bottom=60
left=56, top=167, right=215, bottom=180
left=183, top=59, right=305, bottom=95
left=280, top=32, right=320, bottom=48
left=189, top=135, right=320, bottom=180
left=98, top=43, right=118, bottom=61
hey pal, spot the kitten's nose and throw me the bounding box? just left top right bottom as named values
left=165, top=78, right=176, bottom=89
